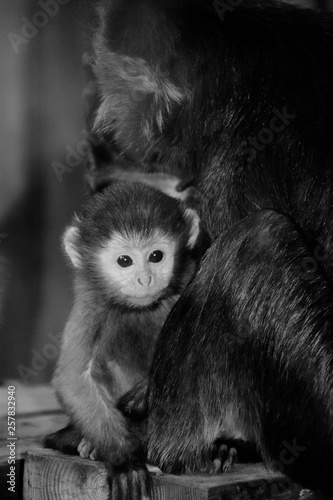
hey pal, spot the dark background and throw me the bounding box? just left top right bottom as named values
left=0, top=0, right=331, bottom=386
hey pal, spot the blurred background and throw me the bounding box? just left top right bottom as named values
left=0, top=0, right=332, bottom=386
left=0, top=0, right=90, bottom=385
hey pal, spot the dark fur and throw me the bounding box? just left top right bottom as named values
left=44, top=424, right=82, bottom=455
left=89, top=0, right=333, bottom=496
left=82, top=53, right=194, bottom=197
left=147, top=211, right=333, bottom=485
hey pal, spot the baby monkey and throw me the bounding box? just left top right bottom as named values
left=51, top=180, right=200, bottom=474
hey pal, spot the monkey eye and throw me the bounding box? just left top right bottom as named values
left=117, top=255, right=133, bottom=268
left=148, top=250, right=164, bottom=263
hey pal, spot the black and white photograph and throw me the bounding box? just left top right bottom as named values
left=1, top=1, right=333, bottom=499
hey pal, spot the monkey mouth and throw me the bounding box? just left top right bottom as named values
left=127, top=294, right=159, bottom=307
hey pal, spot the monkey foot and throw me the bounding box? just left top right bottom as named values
left=205, top=439, right=260, bottom=474
left=201, top=441, right=237, bottom=474
left=214, top=443, right=237, bottom=472
left=77, top=438, right=97, bottom=460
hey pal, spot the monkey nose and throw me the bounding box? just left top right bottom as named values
left=137, top=275, right=152, bottom=287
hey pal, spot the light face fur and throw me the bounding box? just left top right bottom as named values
left=64, top=201, right=199, bottom=309
left=64, top=227, right=179, bottom=308
left=97, top=232, right=176, bottom=307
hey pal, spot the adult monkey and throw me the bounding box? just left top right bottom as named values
left=88, top=0, right=333, bottom=496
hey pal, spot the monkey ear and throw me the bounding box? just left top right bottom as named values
left=63, top=226, right=82, bottom=268
left=184, top=208, right=200, bottom=249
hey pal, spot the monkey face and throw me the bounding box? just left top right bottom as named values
left=98, top=231, right=176, bottom=307
left=63, top=181, right=201, bottom=309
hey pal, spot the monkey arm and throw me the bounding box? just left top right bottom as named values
left=117, top=380, right=149, bottom=421
left=53, top=290, right=143, bottom=466
left=50, top=289, right=151, bottom=498
left=66, top=354, right=140, bottom=465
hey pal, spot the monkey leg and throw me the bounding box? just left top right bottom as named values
left=119, top=383, right=254, bottom=475
left=118, top=381, right=241, bottom=474
left=44, top=419, right=150, bottom=499
left=146, top=210, right=333, bottom=493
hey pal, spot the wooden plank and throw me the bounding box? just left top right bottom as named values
left=0, top=386, right=322, bottom=499
left=23, top=449, right=312, bottom=500
left=0, top=414, right=67, bottom=500
left=0, top=413, right=68, bottom=463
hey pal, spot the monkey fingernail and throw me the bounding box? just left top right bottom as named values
left=222, top=462, right=231, bottom=473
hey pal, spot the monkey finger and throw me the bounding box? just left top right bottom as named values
left=109, top=467, right=150, bottom=500
left=215, top=444, right=237, bottom=473
left=211, top=442, right=237, bottom=473
left=216, top=443, right=229, bottom=464
left=213, top=458, right=222, bottom=473
left=77, top=439, right=83, bottom=453
left=222, top=447, right=237, bottom=472
left=198, top=461, right=218, bottom=474
left=131, top=469, right=150, bottom=500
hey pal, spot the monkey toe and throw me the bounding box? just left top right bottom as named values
left=222, top=447, right=237, bottom=472
left=211, top=442, right=237, bottom=473
left=77, top=438, right=96, bottom=460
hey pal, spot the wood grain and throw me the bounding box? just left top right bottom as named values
left=23, top=449, right=313, bottom=500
